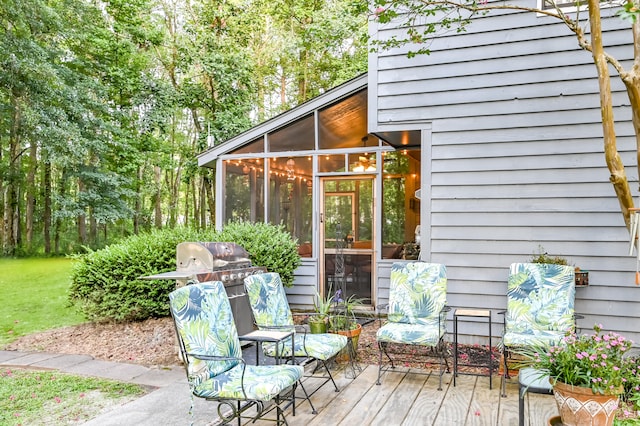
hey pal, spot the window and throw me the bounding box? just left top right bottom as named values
left=381, top=150, right=421, bottom=259
left=267, top=156, right=313, bottom=256
left=224, top=159, right=265, bottom=223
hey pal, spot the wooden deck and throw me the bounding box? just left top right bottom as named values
left=248, top=363, right=558, bottom=426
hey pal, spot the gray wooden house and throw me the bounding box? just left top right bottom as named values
left=198, top=3, right=640, bottom=344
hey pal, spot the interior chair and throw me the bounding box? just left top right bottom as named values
left=500, top=262, right=576, bottom=398
left=243, top=272, right=348, bottom=401
left=169, top=281, right=303, bottom=425
left=376, top=261, right=450, bottom=390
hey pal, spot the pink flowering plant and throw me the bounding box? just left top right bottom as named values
left=523, top=324, right=633, bottom=396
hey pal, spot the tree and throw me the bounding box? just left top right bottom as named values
left=372, top=0, right=640, bottom=227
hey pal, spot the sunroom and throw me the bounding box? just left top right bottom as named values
left=197, top=74, right=427, bottom=308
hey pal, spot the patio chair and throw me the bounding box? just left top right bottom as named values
left=243, top=272, right=349, bottom=401
left=376, top=261, right=450, bottom=390
left=169, top=281, right=303, bottom=425
left=499, top=262, right=576, bottom=397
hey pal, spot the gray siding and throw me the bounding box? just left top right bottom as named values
left=370, top=3, right=640, bottom=344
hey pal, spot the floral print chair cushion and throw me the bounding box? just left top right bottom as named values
left=244, top=273, right=347, bottom=361
left=169, top=281, right=303, bottom=403
left=376, top=262, right=448, bottom=347
left=502, top=263, right=576, bottom=348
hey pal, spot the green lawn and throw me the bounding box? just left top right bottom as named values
left=0, top=368, right=144, bottom=425
left=0, top=258, right=86, bottom=345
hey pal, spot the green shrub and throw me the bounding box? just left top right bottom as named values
left=68, top=227, right=210, bottom=322
left=69, top=223, right=300, bottom=322
left=216, top=221, right=301, bottom=287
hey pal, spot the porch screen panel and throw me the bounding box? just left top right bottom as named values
left=382, top=150, right=421, bottom=259
left=224, top=159, right=265, bottom=223
left=268, top=156, right=313, bottom=257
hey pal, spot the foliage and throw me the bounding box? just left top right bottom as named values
left=520, top=324, right=634, bottom=395
left=311, top=287, right=335, bottom=322
left=0, top=0, right=366, bottom=256
left=216, top=221, right=301, bottom=287
left=0, top=368, right=143, bottom=424
left=68, top=227, right=209, bottom=322
left=529, top=245, right=569, bottom=265
left=616, top=355, right=640, bottom=422
left=328, top=288, right=366, bottom=331
left=68, top=222, right=300, bottom=322
left=0, top=258, right=84, bottom=345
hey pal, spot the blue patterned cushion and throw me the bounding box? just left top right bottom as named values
left=169, top=281, right=303, bottom=402
left=244, top=273, right=347, bottom=360
left=192, top=363, right=303, bottom=400
left=261, top=333, right=348, bottom=361
left=376, top=262, right=447, bottom=346
left=503, top=263, right=575, bottom=347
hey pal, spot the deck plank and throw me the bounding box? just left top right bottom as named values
left=527, top=392, right=557, bottom=426
left=239, top=365, right=561, bottom=426
left=337, top=365, right=406, bottom=424
left=370, top=370, right=430, bottom=426
left=466, top=375, right=500, bottom=426
left=307, top=364, right=379, bottom=425
left=433, top=373, right=477, bottom=426
left=401, top=371, right=448, bottom=425
left=496, top=378, right=521, bottom=426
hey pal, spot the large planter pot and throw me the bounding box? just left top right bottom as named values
left=552, top=380, right=620, bottom=426
left=333, top=323, right=362, bottom=363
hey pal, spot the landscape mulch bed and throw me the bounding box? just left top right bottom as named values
left=4, top=316, right=500, bottom=375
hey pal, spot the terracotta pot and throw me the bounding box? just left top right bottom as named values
left=552, top=380, right=620, bottom=426
left=548, top=415, right=562, bottom=426
left=333, top=323, right=362, bottom=363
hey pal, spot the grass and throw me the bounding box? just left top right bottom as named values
left=0, top=257, right=147, bottom=424
left=0, top=258, right=86, bottom=345
left=0, top=367, right=144, bottom=425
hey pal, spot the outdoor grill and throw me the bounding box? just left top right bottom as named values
left=144, top=242, right=266, bottom=336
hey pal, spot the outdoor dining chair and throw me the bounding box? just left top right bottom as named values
left=499, top=262, right=576, bottom=397
left=376, top=261, right=450, bottom=390
left=169, top=281, right=303, bottom=425
left=243, top=272, right=348, bottom=405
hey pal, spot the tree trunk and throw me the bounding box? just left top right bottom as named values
left=25, top=140, right=37, bottom=252
left=154, top=165, right=162, bottom=228
left=89, top=209, right=97, bottom=248
left=588, top=0, right=634, bottom=227
left=54, top=168, right=67, bottom=254
left=619, top=18, right=640, bottom=199
left=43, top=161, right=52, bottom=254
left=77, top=180, right=87, bottom=245
left=200, top=175, right=207, bottom=228
left=134, top=165, right=142, bottom=234
left=204, top=172, right=215, bottom=228
left=183, top=177, right=190, bottom=227
left=3, top=93, right=21, bottom=255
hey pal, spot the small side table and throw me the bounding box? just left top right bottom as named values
left=453, top=308, right=492, bottom=389
left=239, top=330, right=295, bottom=365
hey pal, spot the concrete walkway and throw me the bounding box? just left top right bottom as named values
left=0, top=349, right=217, bottom=425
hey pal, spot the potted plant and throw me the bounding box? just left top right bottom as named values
left=309, top=290, right=333, bottom=334
left=530, top=245, right=589, bottom=287
left=520, top=324, right=634, bottom=426
left=327, top=288, right=366, bottom=361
